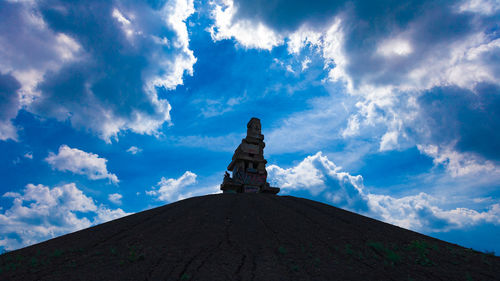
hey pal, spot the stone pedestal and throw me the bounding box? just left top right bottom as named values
left=220, top=118, right=280, bottom=194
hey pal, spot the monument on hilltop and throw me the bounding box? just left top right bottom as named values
left=220, top=118, right=280, bottom=194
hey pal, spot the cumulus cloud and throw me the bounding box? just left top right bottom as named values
left=0, top=0, right=196, bottom=142
left=367, top=193, right=500, bottom=231
left=209, top=0, right=500, bottom=176
left=268, top=152, right=500, bottom=232
left=0, top=183, right=129, bottom=250
left=269, top=152, right=368, bottom=211
left=45, top=145, right=119, bottom=184
left=146, top=171, right=197, bottom=202
left=108, top=193, right=123, bottom=205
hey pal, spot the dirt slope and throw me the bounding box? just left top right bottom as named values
left=1, top=194, right=499, bottom=280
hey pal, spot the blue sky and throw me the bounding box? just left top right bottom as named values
left=1, top=0, right=499, bottom=253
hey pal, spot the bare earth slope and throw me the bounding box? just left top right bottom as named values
left=1, top=194, right=499, bottom=280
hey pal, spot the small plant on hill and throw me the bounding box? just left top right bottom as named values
left=127, top=245, right=145, bottom=262
left=344, top=243, right=364, bottom=260
left=30, top=257, right=38, bottom=268
left=408, top=240, right=435, bottom=266
left=367, top=241, right=401, bottom=266
left=344, top=244, right=354, bottom=256
left=278, top=246, right=287, bottom=255
left=50, top=249, right=64, bottom=258
left=110, top=246, right=117, bottom=256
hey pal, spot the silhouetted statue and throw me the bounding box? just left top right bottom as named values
left=220, top=118, right=280, bottom=194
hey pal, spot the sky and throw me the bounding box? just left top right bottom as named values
left=0, top=0, right=499, bottom=254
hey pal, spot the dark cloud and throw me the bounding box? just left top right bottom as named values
left=232, top=0, right=344, bottom=32
left=232, top=0, right=431, bottom=33
left=345, top=1, right=476, bottom=87
left=415, top=206, right=452, bottom=230
left=226, top=0, right=498, bottom=89
left=418, top=83, right=500, bottom=161
left=0, top=73, right=20, bottom=122
left=0, top=73, right=21, bottom=140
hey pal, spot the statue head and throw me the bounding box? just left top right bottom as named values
left=247, top=117, right=263, bottom=139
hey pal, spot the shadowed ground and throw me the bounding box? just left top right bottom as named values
left=1, top=194, right=499, bottom=280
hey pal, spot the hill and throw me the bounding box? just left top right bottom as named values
left=1, top=194, right=499, bottom=280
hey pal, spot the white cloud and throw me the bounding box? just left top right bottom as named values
left=126, top=146, right=142, bottom=155
left=176, top=185, right=222, bottom=201
left=268, top=152, right=500, bottom=232
left=367, top=194, right=500, bottom=231
left=301, top=57, right=311, bottom=71
left=0, top=183, right=129, bottom=250
left=269, top=152, right=367, bottom=210
left=0, top=120, right=18, bottom=141
left=45, top=145, right=119, bottom=184
left=23, top=152, right=33, bottom=159
left=147, top=171, right=197, bottom=202
left=148, top=0, right=197, bottom=90
left=404, top=34, right=500, bottom=91
left=209, top=0, right=283, bottom=50
left=3, top=192, right=21, bottom=198
left=269, top=156, right=327, bottom=194
left=377, top=38, right=413, bottom=57
left=379, top=131, right=399, bottom=152
left=341, top=115, right=360, bottom=138
left=458, top=0, right=500, bottom=15
left=94, top=205, right=128, bottom=223
left=112, top=8, right=136, bottom=39
left=54, top=33, right=81, bottom=61
left=146, top=171, right=220, bottom=203
left=108, top=193, right=123, bottom=205
left=287, top=26, right=323, bottom=54
left=417, top=144, right=498, bottom=177
left=0, top=0, right=197, bottom=142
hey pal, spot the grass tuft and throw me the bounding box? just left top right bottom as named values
left=367, top=241, right=401, bottom=265
left=408, top=240, right=435, bottom=266
left=278, top=246, right=287, bottom=255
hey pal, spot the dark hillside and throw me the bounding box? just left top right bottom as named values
left=1, top=194, right=499, bottom=280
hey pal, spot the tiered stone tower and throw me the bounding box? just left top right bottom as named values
left=220, top=118, right=280, bottom=194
